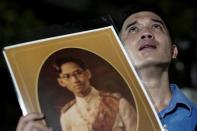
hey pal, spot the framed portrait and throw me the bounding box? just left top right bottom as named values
left=3, top=26, right=163, bottom=131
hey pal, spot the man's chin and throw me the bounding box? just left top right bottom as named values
left=135, top=60, right=170, bottom=69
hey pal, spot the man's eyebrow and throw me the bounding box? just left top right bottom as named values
left=125, top=21, right=137, bottom=30
left=125, top=19, right=165, bottom=31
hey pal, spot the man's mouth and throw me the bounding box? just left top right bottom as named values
left=139, top=43, right=157, bottom=51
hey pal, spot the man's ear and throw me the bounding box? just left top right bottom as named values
left=172, top=44, right=178, bottom=59
left=57, top=78, right=66, bottom=87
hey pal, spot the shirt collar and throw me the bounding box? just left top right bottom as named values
left=159, top=84, right=192, bottom=118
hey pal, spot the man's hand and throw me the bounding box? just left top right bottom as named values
left=16, top=112, right=52, bottom=131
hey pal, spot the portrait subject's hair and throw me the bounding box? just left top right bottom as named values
left=53, top=56, right=87, bottom=74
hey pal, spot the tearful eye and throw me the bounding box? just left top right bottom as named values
left=128, top=26, right=138, bottom=33
left=152, top=24, right=162, bottom=29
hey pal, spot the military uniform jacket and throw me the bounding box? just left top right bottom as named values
left=60, top=87, right=136, bottom=131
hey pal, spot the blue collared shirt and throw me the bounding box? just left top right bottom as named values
left=158, top=84, right=197, bottom=131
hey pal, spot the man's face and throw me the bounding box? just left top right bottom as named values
left=120, top=11, right=177, bottom=69
left=57, top=62, right=92, bottom=97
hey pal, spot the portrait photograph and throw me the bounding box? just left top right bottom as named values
left=3, top=26, right=163, bottom=130
left=38, top=48, right=136, bottom=130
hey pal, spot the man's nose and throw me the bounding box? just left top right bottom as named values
left=141, top=32, right=153, bottom=40
left=70, top=75, right=79, bottom=82
left=140, top=28, right=154, bottom=40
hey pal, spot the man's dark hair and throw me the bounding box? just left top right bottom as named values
left=111, top=3, right=174, bottom=41
left=53, top=57, right=87, bottom=74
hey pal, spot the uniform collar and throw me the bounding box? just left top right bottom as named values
left=76, top=87, right=99, bottom=104
left=159, top=84, right=193, bottom=118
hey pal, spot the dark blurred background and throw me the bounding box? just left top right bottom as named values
left=1, top=0, right=197, bottom=130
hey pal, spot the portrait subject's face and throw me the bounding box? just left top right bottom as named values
left=57, top=62, right=92, bottom=97
left=120, top=11, right=177, bottom=69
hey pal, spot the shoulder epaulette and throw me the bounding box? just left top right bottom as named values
left=61, top=99, right=76, bottom=113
